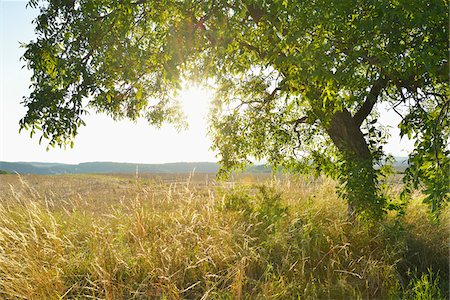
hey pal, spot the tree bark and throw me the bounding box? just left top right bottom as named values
left=326, top=109, right=371, bottom=160
left=326, top=109, right=378, bottom=219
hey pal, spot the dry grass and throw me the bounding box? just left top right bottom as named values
left=0, top=173, right=448, bottom=299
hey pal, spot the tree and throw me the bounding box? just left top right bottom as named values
left=21, top=0, right=449, bottom=218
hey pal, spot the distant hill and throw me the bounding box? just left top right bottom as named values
left=0, top=158, right=408, bottom=175
left=0, top=161, right=274, bottom=175
left=0, top=161, right=213, bottom=175
left=390, top=156, right=409, bottom=172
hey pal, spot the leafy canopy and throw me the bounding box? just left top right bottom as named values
left=22, top=0, right=449, bottom=216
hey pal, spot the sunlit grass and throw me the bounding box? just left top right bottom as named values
left=0, top=173, right=448, bottom=299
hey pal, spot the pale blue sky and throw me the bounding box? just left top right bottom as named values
left=1, top=1, right=217, bottom=164
left=0, top=1, right=413, bottom=164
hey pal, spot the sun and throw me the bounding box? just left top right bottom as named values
left=177, top=84, right=213, bottom=126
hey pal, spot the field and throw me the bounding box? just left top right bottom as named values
left=0, top=173, right=448, bottom=299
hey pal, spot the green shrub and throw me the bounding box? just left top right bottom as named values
left=402, top=269, right=443, bottom=300
left=221, top=186, right=252, bottom=213
left=253, top=185, right=288, bottom=230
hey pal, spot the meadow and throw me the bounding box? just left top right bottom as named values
left=0, top=173, right=448, bottom=299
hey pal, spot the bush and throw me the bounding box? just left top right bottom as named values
left=401, top=269, right=443, bottom=299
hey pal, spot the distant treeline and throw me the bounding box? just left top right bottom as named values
left=0, top=161, right=269, bottom=175
left=0, top=159, right=408, bottom=175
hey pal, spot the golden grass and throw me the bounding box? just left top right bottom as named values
left=0, top=173, right=448, bottom=299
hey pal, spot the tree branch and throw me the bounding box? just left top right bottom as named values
left=243, top=3, right=264, bottom=23
left=239, top=41, right=263, bottom=56
left=290, top=116, right=308, bottom=126
left=353, top=78, right=386, bottom=127
left=264, top=87, right=281, bottom=103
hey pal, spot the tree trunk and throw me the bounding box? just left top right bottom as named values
left=326, top=109, right=371, bottom=160
left=326, top=109, right=381, bottom=219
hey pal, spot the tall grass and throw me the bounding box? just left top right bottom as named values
left=0, top=174, right=448, bottom=299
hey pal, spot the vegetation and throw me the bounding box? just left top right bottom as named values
left=8, top=1, right=448, bottom=298
left=20, top=0, right=449, bottom=217
left=0, top=173, right=448, bottom=299
left=0, top=161, right=274, bottom=175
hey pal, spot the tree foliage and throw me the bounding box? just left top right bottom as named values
left=21, top=0, right=449, bottom=218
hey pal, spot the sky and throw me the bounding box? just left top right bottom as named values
left=0, top=1, right=413, bottom=164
